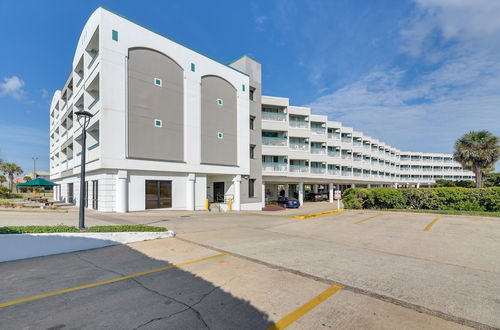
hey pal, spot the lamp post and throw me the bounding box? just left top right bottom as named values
left=75, top=110, right=94, bottom=229
left=32, top=157, right=38, bottom=178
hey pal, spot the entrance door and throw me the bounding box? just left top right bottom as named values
left=145, top=180, right=172, bottom=209
left=68, top=183, right=74, bottom=204
left=92, top=180, right=98, bottom=210
left=213, top=182, right=225, bottom=203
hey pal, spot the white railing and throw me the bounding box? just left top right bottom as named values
left=328, top=169, right=340, bottom=176
left=311, top=148, right=326, bottom=154
left=290, top=165, right=309, bottom=173
left=311, top=127, right=325, bottom=135
left=328, top=152, right=340, bottom=158
left=289, top=120, right=308, bottom=128
left=262, top=162, right=287, bottom=172
left=289, top=143, right=309, bottom=151
left=262, top=111, right=287, bottom=122
left=328, top=133, right=340, bottom=140
left=262, top=137, right=287, bottom=146
left=311, top=167, right=326, bottom=174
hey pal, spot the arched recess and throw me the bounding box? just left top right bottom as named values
left=200, top=75, right=238, bottom=166
left=127, top=47, right=184, bottom=161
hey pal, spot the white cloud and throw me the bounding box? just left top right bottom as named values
left=308, top=0, right=500, bottom=155
left=41, top=89, right=49, bottom=100
left=0, top=76, right=26, bottom=100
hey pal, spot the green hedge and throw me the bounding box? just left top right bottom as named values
left=0, top=225, right=167, bottom=234
left=342, top=187, right=500, bottom=212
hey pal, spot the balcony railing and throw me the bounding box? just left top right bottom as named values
left=341, top=171, right=352, bottom=176
left=88, top=96, right=100, bottom=110
left=262, top=111, right=287, bottom=122
left=328, top=151, right=340, bottom=157
left=353, top=141, right=362, bottom=146
left=328, top=133, right=340, bottom=140
left=341, top=154, right=352, bottom=159
left=290, top=164, right=309, bottom=173
left=341, top=137, right=352, bottom=143
left=311, top=167, right=326, bottom=174
left=311, top=127, right=325, bottom=135
left=262, top=162, right=287, bottom=172
left=87, top=51, right=100, bottom=69
left=289, top=119, right=308, bottom=128
left=262, top=136, right=287, bottom=146
left=311, top=147, right=326, bottom=154
left=328, top=169, right=340, bottom=176
left=289, top=142, right=309, bottom=151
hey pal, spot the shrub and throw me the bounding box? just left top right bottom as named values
left=0, top=225, right=167, bottom=234
left=342, top=187, right=500, bottom=212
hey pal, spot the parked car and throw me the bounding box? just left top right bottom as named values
left=276, top=196, right=300, bottom=208
left=305, top=192, right=329, bottom=202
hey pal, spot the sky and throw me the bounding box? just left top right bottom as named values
left=0, top=0, right=499, bottom=173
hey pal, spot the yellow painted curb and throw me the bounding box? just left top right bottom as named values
left=424, top=216, right=442, bottom=231
left=293, top=209, right=344, bottom=219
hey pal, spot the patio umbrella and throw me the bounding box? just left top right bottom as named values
left=17, top=178, right=57, bottom=188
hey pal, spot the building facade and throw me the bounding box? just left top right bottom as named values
left=49, top=7, right=474, bottom=212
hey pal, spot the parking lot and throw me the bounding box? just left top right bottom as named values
left=1, top=208, right=499, bottom=329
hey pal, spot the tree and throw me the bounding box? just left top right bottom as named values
left=485, top=172, right=500, bottom=187
left=23, top=176, right=32, bottom=182
left=0, top=174, right=6, bottom=184
left=453, top=131, right=500, bottom=188
left=1, top=163, right=23, bottom=191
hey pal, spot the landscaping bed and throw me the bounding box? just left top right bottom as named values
left=0, top=225, right=167, bottom=234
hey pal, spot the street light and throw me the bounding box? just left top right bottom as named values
left=75, top=110, right=94, bottom=230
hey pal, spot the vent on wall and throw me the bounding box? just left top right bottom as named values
left=154, top=119, right=162, bottom=128
left=217, top=98, right=223, bottom=106
left=217, top=132, right=224, bottom=139
left=154, top=78, right=162, bottom=86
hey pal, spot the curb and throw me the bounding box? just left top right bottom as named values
left=293, top=209, right=344, bottom=219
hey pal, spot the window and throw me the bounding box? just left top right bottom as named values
left=249, top=116, right=255, bottom=130
left=249, top=87, right=255, bottom=101
left=217, top=98, right=223, bottom=105
left=248, top=179, right=256, bottom=198
left=154, top=119, right=162, bottom=128
left=191, top=63, right=195, bottom=72
left=145, top=180, right=172, bottom=209
left=250, top=145, right=255, bottom=159
left=112, top=30, right=118, bottom=41
left=154, top=78, right=162, bottom=86
left=217, top=132, right=224, bottom=139
left=242, top=84, right=246, bottom=92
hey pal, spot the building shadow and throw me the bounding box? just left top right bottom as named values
left=0, top=237, right=274, bottom=329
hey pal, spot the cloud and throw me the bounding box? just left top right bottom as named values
left=41, top=89, right=49, bottom=100
left=0, top=76, right=26, bottom=100
left=255, top=15, right=267, bottom=32
left=307, top=0, right=500, bottom=157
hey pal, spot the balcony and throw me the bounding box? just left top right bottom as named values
left=341, top=171, right=352, bottom=176
left=289, top=142, right=309, bottom=151
left=311, top=127, right=325, bottom=135
left=341, top=137, right=352, bottom=144
left=328, top=169, right=340, bottom=176
left=289, top=119, right=308, bottom=128
left=311, top=147, right=326, bottom=154
left=262, top=162, right=287, bottom=172
left=262, top=111, right=287, bottom=122
left=311, top=167, right=326, bottom=174
left=328, top=151, right=340, bottom=158
left=262, top=136, right=287, bottom=146
left=290, top=164, right=309, bottom=173
left=328, top=132, right=340, bottom=140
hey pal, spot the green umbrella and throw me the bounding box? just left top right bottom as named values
left=17, top=178, right=57, bottom=187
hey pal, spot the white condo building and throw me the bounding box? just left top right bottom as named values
left=49, top=7, right=474, bottom=212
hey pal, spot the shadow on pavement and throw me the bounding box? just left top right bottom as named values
left=0, top=239, right=274, bottom=329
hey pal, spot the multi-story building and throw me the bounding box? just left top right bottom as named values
left=49, top=7, right=474, bottom=212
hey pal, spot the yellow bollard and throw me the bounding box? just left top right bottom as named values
left=205, top=199, right=209, bottom=211
left=228, top=198, right=232, bottom=211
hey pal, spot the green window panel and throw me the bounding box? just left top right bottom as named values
left=112, top=30, right=118, bottom=41
left=191, top=63, right=195, bottom=72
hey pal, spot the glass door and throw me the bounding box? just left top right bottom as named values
left=145, top=180, right=172, bottom=209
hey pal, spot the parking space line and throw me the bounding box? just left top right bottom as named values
left=0, top=253, right=227, bottom=309
left=267, top=284, right=343, bottom=330
left=424, top=216, right=442, bottom=231
left=353, top=213, right=384, bottom=224
left=293, top=209, right=344, bottom=219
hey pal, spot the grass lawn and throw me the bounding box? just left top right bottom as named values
left=0, top=225, right=168, bottom=234
left=378, top=209, right=500, bottom=218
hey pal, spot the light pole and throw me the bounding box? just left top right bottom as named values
left=32, top=157, right=38, bottom=178
left=75, top=110, right=94, bottom=230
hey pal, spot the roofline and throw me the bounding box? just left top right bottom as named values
left=98, top=6, right=249, bottom=77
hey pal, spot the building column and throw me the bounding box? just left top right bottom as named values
left=367, top=184, right=371, bottom=188
left=116, top=170, right=128, bottom=213
left=393, top=182, right=398, bottom=188
left=261, top=182, right=266, bottom=208
left=186, top=173, right=195, bottom=211
left=233, top=175, right=241, bottom=211
left=329, top=183, right=334, bottom=203
left=313, top=184, right=318, bottom=193
left=284, top=184, right=289, bottom=197
left=351, top=183, right=356, bottom=188
left=298, top=180, right=304, bottom=206
left=416, top=182, right=420, bottom=188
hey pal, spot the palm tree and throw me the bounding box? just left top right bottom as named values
left=23, top=176, right=32, bottom=182
left=453, top=131, right=500, bottom=188
left=1, top=163, right=23, bottom=191
left=0, top=174, right=6, bottom=185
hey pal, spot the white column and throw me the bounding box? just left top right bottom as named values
left=233, top=175, right=241, bottom=211
left=115, top=170, right=128, bottom=213
left=329, top=183, right=334, bottom=203
left=393, top=182, right=398, bottom=188
left=298, top=180, right=304, bottom=206
left=313, top=184, right=318, bottom=193
left=284, top=184, right=289, bottom=197
left=367, top=184, right=371, bottom=188
left=351, top=183, right=356, bottom=188
left=186, top=173, right=195, bottom=211
left=416, top=182, right=420, bottom=188
left=261, top=182, right=266, bottom=208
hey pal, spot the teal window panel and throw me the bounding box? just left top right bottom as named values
left=191, top=63, right=195, bottom=72
left=112, top=30, right=118, bottom=41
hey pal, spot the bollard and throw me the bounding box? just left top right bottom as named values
left=205, top=198, right=209, bottom=211
left=228, top=198, right=233, bottom=211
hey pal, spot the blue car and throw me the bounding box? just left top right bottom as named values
left=276, top=196, right=300, bottom=208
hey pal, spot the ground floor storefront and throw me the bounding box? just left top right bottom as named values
left=53, top=170, right=262, bottom=212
